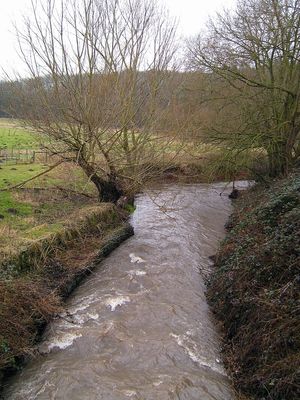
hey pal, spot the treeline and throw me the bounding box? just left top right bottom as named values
left=0, top=81, right=12, bottom=118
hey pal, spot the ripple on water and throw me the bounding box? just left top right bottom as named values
left=170, top=332, right=225, bottom=375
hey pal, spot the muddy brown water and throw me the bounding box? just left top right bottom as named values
left=3, top=183, right=249, bottom=400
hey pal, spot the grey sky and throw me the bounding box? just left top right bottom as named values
left=0, top=0, right=236, bottom=76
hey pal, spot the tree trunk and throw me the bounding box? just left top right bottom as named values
left=90, top=173, right=123, bottom=202
left=78, top=158, right=122, bottom=203
left=267, top=145, right=291, bottom=178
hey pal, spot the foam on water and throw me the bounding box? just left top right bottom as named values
left=41, top=332, right=82, bottom=353
left=129, top=253, right=145, bottom=263
left=153, top=380, right=163, bottom=387
left=170, top=333, right=225, bottom=375
left=128, top=269, right=147, bottom=276
left=104, top=296, right=131, bottom=311
left=123, top=390, right=137, bottom=397
left=72, top=312, right=100, bottom=325
left=68, top=294, right=97, bottom=314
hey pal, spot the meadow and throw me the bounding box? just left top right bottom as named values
left=0, top=120, right=38, bottom=149
left=0, top=119, right=98, bottom=262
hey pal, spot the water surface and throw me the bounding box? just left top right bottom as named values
left=4, top=183, right=244, bottom=399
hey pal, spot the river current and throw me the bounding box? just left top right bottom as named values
left=3, top=183, right=247, bottom=399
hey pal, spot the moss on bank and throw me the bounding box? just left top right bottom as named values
left=0, top=204, right=133, bottom=387
left=207, top=173, right=300, bottom=399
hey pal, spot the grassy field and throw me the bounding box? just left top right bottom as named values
left=0, top=167, right=97, bottom=262
left=0, top=120, right=98, bottom=263
left=0, top=119, right=39, bottom=149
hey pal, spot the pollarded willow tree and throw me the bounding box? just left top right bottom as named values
left=188, top=0, right=300, bottom=177
left=12, top=0, right=177, bottom=201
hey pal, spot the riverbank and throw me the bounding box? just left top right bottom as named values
left=207, top=172, right=300, bottom=399
left=2, top=183, right=237, bottom=399
left=0, top=203, right=133, bottom=389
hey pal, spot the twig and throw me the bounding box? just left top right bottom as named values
left=14, top=185, right=97, bottom=199
left=53, top=185, right=97, bottom=199
left=0, top=161, right=63, bottom=192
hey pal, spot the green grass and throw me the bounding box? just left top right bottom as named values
left=0, top=119, right=40, bottom=166
left=0, top=161, right=98, bottom=262
left=0, top=164, right=45, bottom=189
left=0, top=121, right=98, bottom=262
left=0, top=125, right=39, bottom=150
left=25, top=222, right=64, bottom=240
left=0, top=163, right=94, bottom=218
left=0, top=192, right=32, bottom=218
left=0, top=165, right=46, bottom=219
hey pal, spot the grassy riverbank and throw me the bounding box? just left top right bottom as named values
left=207, top=172, right=300, bottom=400
left=0, top=165, right=98, bottom=264
left=0, top=203, right=133, bottom=387
left=1, top=120, right=136, bottom=385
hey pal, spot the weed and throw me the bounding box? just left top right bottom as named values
left=207, top=172, right=300, bottom=400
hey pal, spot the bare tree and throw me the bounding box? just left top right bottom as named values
left=187, top=0, right=300, bottom=177
left=12, top=0, right=177, bottom=201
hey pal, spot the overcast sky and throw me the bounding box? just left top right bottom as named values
left=0, top=0, right=236, bottom=77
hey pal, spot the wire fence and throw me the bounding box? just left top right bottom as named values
left=0, top=149, right=50, bottom=165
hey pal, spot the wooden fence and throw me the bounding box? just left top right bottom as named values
left=0, top=149, right=50, bottom=165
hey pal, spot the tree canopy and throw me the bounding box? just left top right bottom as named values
left=188, top=0, right=300, bottom=177
left=11, top=0, right=178, bottom=201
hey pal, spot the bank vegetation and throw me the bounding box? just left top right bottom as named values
left=208, top=172, right=300, bottom=400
